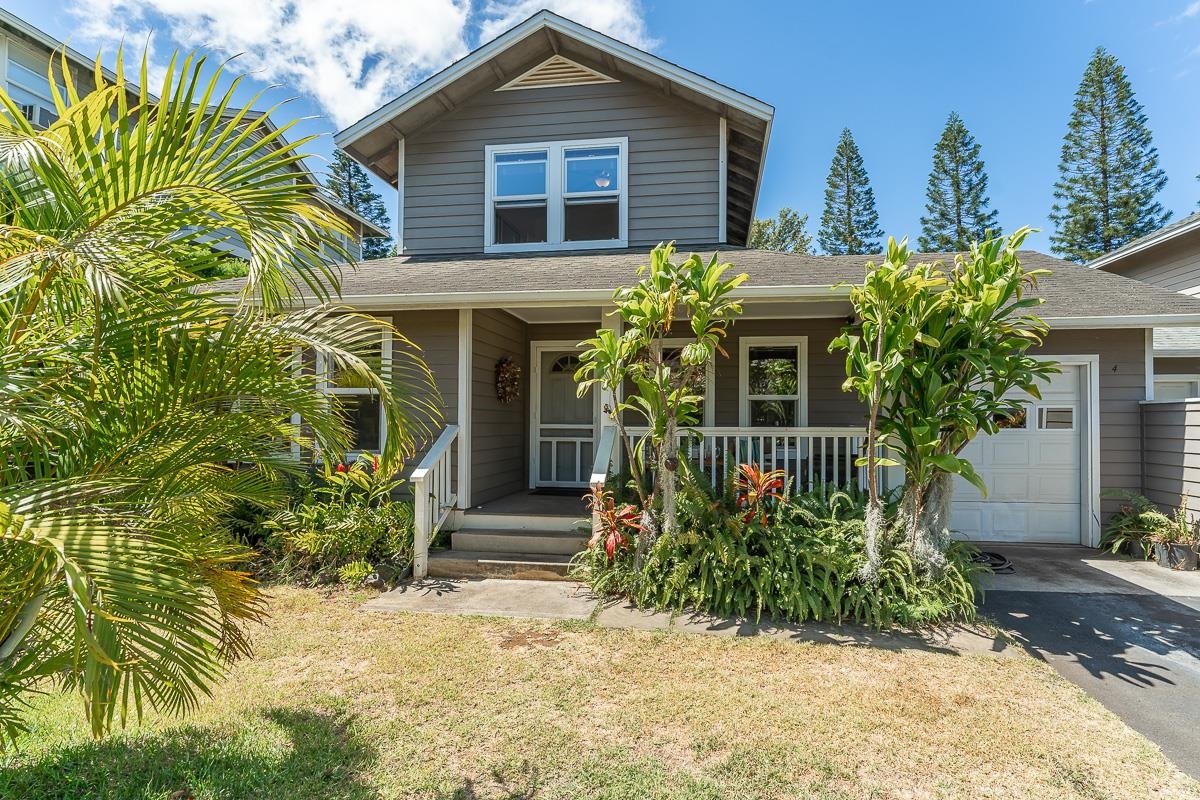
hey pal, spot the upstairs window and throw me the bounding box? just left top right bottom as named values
left=485, top=138, right=627, bottom=253
left=5, top=41, right=64, bottom=128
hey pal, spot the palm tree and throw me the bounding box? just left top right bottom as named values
left=0, top=52, right=440, bottom=743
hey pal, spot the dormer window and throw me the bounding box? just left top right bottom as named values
left=484, top=137, right=628, bottom=253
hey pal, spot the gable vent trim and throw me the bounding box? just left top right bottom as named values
left=496, top=55, right=619, bottom=91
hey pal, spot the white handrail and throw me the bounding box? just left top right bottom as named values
left=411, top=424, right=460, bottom=579
left=588, top=425, right=620, bottom=539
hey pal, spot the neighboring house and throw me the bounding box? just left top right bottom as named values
left=1089, top=212, right=1200, bottom=399
left=0, top=8, right=389, bottom=261
left=245, top=12, right=1200, bottom=575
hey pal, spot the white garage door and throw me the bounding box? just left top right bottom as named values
left=950, top=367, right=1082, bottom=544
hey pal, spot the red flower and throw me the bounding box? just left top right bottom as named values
left=373, top=456, right=380, bottom=470
left=336, top=463, right=347, bottom=473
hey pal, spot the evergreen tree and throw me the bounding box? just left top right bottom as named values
left=1050, top=47, right=1169, bottom=262
left=748, top=207, right=812, bottom=253
left=324, top=149, right=394, bottom=260
left=818, top=129, right=883, bottom=255
left=918, top=112, right=999, bottom=251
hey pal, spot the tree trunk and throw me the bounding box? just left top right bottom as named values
left=902, top=472, right=955, bottom=575
left=658, top=416, right=678, bottom=538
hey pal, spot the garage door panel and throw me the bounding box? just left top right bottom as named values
left=949, top=365, right=1083, bottom=544
left=991, top=439, right=1033, bottom=466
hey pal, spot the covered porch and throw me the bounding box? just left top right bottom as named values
left=389, top=299, right=873, bottom=577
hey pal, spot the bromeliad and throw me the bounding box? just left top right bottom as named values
left=734, top=463, right=786, bottom=525
left=586, top=487, right=643, bottom=560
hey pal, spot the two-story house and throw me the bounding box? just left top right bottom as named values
left=0, top=7, right=389, bottom=261
left=258, top=10, right=1200, bottom=577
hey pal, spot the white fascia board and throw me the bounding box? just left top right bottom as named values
left=336, top=284, right=845, bottom=309
left=335, top=10, right=773, bottom=149
left=1043, top=314, right=1200, bottom=328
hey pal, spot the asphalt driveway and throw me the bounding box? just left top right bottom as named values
left=980, top=546, right=1200, bottom=779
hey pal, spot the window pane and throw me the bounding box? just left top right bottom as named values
left=335, top=395, right=382, bottom=451
left=495, top=202, right=547, bottom=244
left=565, top=146, right=619, bottom=194
left=495, top=151, right=547, bottom=197
left=1037, top=407, right=1074, bottom=430
left=329, top=344, right=382, bottom=389
left=564, top=198, right=619, bottom=241
left=992, top=406, right=1027, bottom=430
left=748, top=346, right=798, bottom=395
left=750, top=399, right=797, bottom=427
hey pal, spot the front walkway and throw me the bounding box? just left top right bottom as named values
left=980, top=545, right=1200, bottom=779
left=364, top=577, right=1015, bottom=658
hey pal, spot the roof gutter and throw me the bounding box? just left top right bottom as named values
left=1042, top=314, right=1200, bottom=329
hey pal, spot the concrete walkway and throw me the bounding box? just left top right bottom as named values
left=980, top=545, right=1200, bottom=779
left=364, top=577, right=1016, bottom=658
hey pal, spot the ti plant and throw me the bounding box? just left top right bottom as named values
left=734, top=464, right=787, bottom=525
left=575, top=243, right=747, bottom=568
left=832, top=228, right=1058, bottom=577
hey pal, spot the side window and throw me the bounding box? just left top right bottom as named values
left=316, top=330, right=391, bottom=453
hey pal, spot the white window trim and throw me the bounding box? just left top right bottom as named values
left=484, top=136, right=629, bottom=254
left=315, top=328, right=392, bottom=456
left=1152, top=374, right=1200, bottom=400
left=1034, top=404, right=1077, bottom=432
left=738, top=336, right=809, bottom=427
left=661, top=338, right=716, bottom=427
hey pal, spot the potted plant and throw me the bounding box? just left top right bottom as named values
left=1100, top=491, right=1161, bottom=560
left=1148, top=500, right=1199, bottom=571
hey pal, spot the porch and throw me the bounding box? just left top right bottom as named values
left=390, top=303, right=872, bottom=578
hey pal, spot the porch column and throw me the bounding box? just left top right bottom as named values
left=457, top=308, right=472, bottom=509
left=598, top=311, right=622, bottom=430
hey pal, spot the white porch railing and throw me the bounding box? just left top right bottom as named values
left=622, top=426, right=879, bottom=495
left=411, top=424, right=459, bottom=579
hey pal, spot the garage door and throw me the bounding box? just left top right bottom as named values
left=950, top=367, right=1082, bottom=544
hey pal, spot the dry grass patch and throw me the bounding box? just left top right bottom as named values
left=3, top=585, right=1197, bottom=800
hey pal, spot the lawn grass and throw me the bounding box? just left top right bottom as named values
left=4, top=585, right=1197, bottom=800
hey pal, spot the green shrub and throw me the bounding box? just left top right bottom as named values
left=573, top=464, right=983, bottom=629
left=259, top=456, right=415, bottom=585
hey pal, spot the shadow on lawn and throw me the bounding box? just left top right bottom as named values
left=1, top=707, right=379, bottom=800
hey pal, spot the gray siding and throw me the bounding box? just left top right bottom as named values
left=390, top=310, right=459, bottom=483
left=1155, top=356, right=1200, bottom=375
left=471, top=309, right=529, bottom=504
left=1141, top=400, right=1200, bottom=518
left=404, top=81, right=720, bottom=254
left=1034, top=328, right=1147, bottom=516
left=1107, top=233, right=1200, bottom=295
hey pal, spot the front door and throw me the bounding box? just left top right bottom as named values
left=531, top=347, right=595, bottom=488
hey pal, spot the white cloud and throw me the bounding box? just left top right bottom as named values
left=65, top=0, right=655, bottom=128
left=477, top=0, right=656, bottom=50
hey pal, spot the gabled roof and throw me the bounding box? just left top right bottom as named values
left=212, top=247, right=1200, bottom=327
left=1089, top=212, right=1200, bottom=273
left=334, top=9, right=774, bottom=246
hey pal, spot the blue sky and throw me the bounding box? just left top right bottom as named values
left=6, top=0, right=1200, bottom=252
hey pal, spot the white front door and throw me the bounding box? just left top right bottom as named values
left=531, top=347, right=595, bottom=488
left=950, top=367, right=1084, bottom=544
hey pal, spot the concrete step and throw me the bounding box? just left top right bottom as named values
left=460, top=511, right=585, bottom=532
left=451, top=528, right=589, bottom=556
left=427, top=550, right=576, bottom=581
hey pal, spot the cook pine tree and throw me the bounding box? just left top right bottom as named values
left=324, top=149, right=395, bottom=260
left=1049, top=47, right=1169, bottom=262
left=918, top=112, right=999, bottom=251
left=818, top=129, right=883, bottom=255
